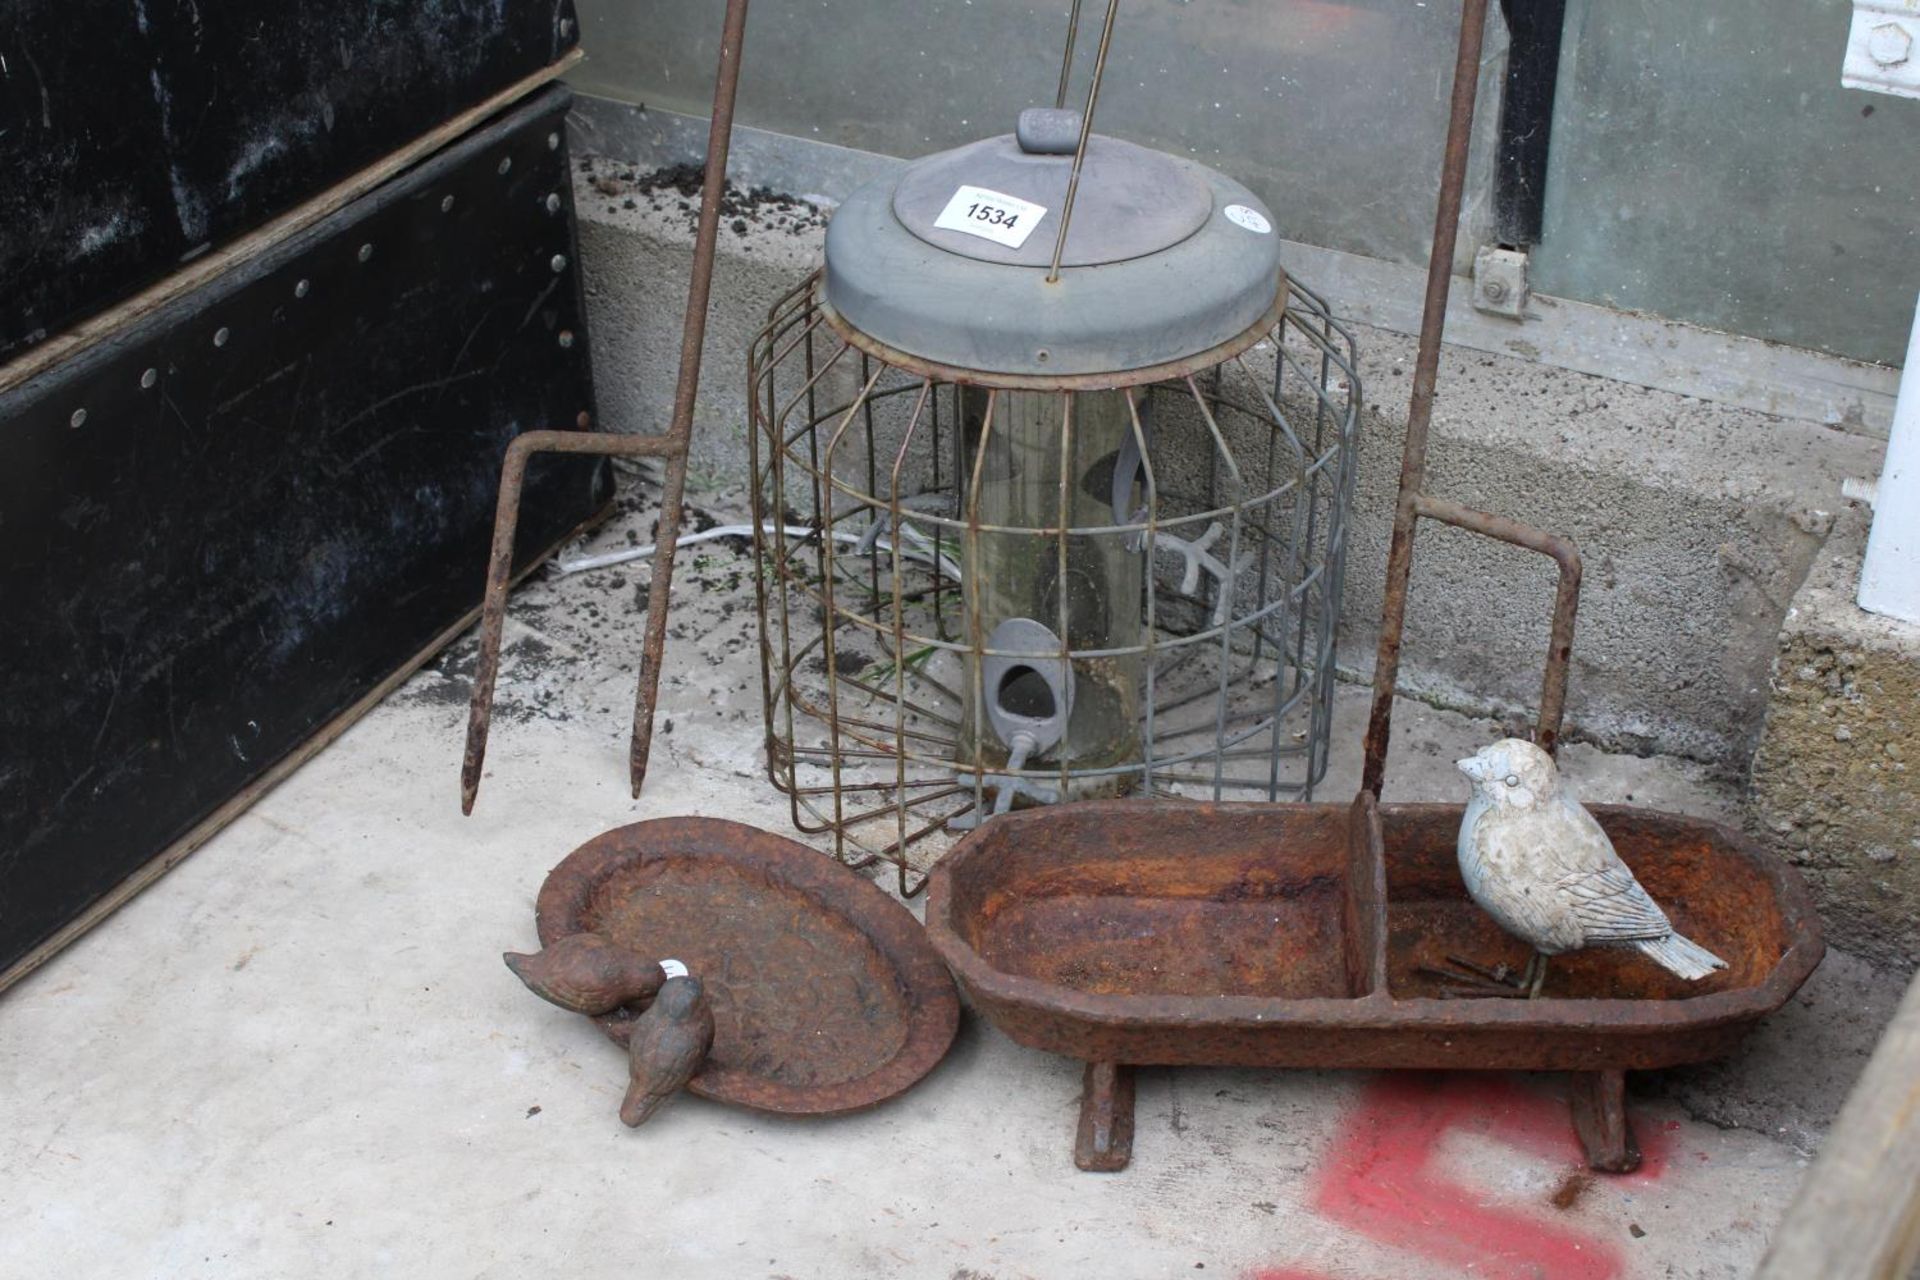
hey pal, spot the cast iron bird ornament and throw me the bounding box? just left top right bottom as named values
left=504, top=933, right=666, bottom=1016
left=1455, top=738, right=1726, bottom=997
left=621, top=974, right=715, bottom=1127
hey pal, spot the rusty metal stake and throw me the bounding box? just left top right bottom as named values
left=1360, top=0, right=1581, bottom=797
left=461, top=0, right=752, bottom=813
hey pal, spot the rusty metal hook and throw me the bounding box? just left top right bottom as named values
left=460, top=0, right=753, bottom=813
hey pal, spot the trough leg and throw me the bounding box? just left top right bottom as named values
left=1075, top=1062, right=1135, bottom=1172
left=1569, top=1069, right=1641, bottom=1173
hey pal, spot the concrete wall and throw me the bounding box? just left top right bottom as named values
left=568, top=149, right=1886, bottom=771
left=1339, top=341, right=1875, bottom=767
left=1749, top=507, right=1920, bottom=968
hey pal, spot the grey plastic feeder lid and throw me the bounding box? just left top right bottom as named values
left=822, top=110, right=1284, bottom=381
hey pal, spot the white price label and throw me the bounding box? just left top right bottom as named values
left=659, top=958, right=689, bottom=979
left=933, top=185, right=1048, bottom=249
left=1223, top=204, right=1271, bottom=235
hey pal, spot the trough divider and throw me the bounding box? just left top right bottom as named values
left=1343, top=792, right=1390, bottom=998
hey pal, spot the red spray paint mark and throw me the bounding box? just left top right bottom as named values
left=1305, top=1072, right=1672, bottom=1280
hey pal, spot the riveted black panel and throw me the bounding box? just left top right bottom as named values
left=0, top=84, right=611, bottom=975
left=0, top=0, right=579, bottom=359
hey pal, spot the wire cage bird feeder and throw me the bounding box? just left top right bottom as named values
left=748, top=7, right=1361, bottom=891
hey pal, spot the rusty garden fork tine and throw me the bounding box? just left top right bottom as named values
left=627, top=0, right=753, bottom=798
left=460, top=432, right=537, bottom=816
left=462, top=429, right=678, bottom=814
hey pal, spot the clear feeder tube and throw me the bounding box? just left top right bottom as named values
left=956, top=387, right=1144, bottom=795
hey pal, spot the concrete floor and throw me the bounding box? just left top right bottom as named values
left=0, top=480, right=1906, bottom=1279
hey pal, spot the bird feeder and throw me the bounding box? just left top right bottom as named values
left=747, top=5, right=1361, bottom=889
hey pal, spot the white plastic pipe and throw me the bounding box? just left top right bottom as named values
left=1859, top=291, right=1920, bottom=625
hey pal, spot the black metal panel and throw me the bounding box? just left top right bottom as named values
left=0, top=84, right=611, bottom=975
left=1494, top=0, right=1568, bottom=248
left=0, top=0, right=579, bottom=358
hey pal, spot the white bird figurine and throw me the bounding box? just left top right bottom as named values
left=1455, top=738, right=1726, bottom=997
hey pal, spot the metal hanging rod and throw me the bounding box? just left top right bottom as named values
left=1046, top=0, right=1121, bottom=284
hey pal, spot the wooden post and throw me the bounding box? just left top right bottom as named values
left=1755, top=970, right=1920, bottom=1279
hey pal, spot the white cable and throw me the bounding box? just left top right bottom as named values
left=554, top=522, right=963, bottom=581
left=556, top=524, right=788, bottom=574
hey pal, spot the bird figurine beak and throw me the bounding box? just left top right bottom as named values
left=1456, top=756, right=1487, bottom=781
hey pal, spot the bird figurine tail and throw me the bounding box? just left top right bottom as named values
left=1634, top=932, right=1727, bottom=981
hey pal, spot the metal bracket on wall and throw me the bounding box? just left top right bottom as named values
left=1843, top=1, right=1920, bottom=99
left=1472, top=244, right=1531, bottom=319
left=1473, top=0, right=1564, bottom=323
left=1493, top=0, right=1569, bottom=249
left=460, top=0, right=753, bottom=812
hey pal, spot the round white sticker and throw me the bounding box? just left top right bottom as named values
left=1224, top=204, right=1272, bottom=235
left=660, top=958, right=690, bottom=979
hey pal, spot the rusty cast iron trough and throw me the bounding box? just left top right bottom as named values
left=926, top=795, right=1822, bottom=1171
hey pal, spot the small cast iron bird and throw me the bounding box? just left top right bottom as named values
left=503, top=933, right=666, bottom=1016
left=1456, top=738, right=1726, bottom=997
left=620, top=974, right=715, bottom=1127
